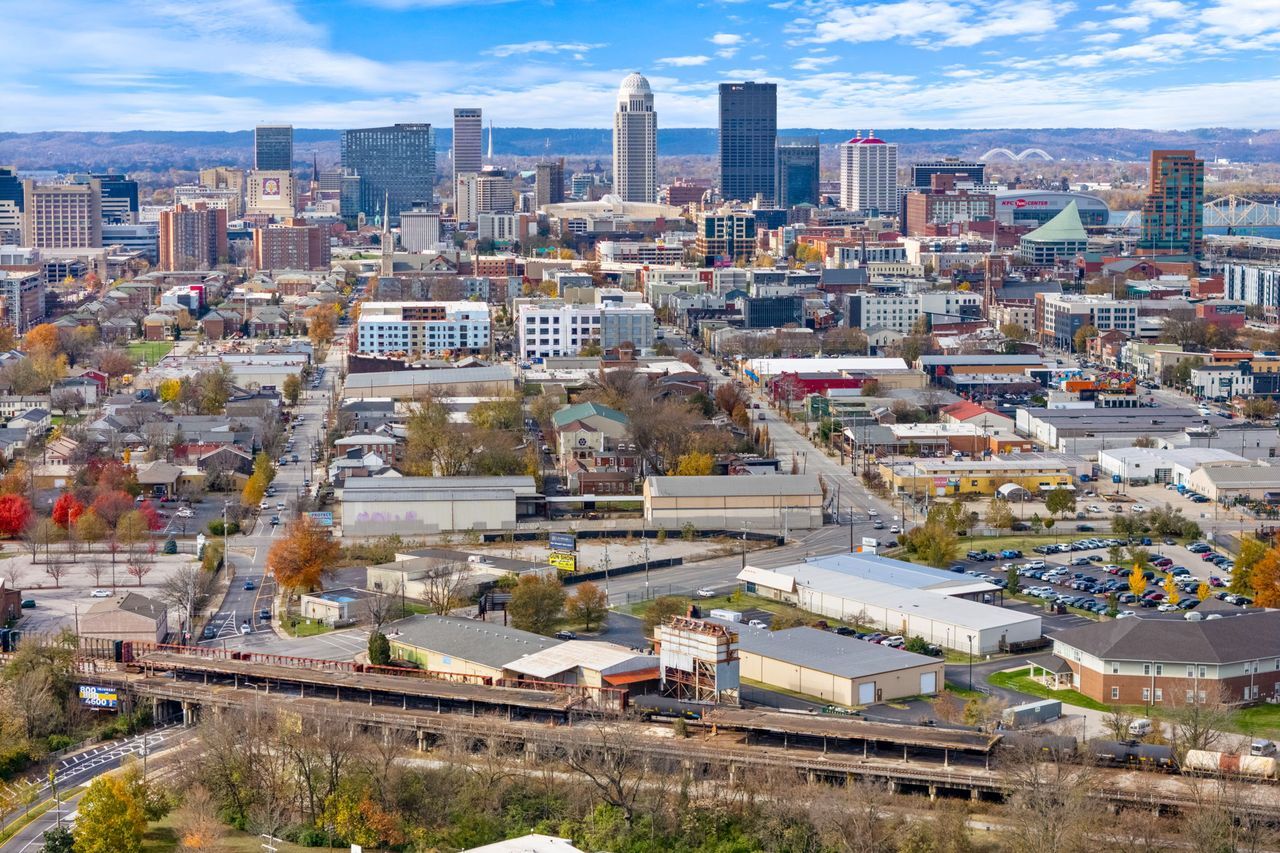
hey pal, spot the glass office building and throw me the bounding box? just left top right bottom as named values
left=775, top=136, right=819, bottom=208
left=341, top=123, right=436, bottom=226
left=719, top=82, right=777, bottom=204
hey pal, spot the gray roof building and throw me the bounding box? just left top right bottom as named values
left=713, top=620, right=939, bottom=679
left=386, top=615, right=561, bottom=670
left=1052, top=609, right=1280, bottom=664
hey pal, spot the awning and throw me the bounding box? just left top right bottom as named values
left=603, top=668, right=660, bottom=686
left=1039, top=483, right=1075, bottom=491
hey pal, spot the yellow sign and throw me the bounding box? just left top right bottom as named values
left=548, top=552, right=577, bottom=572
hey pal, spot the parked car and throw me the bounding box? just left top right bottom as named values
left=243, top=579, right=256, bottom=590
left=20, top=598, right=35, bottom=608
left=554, top=630, right=578, bottom=640
left=201, top=624, right=217, bottom=639
left=695, top=588, right=715, bottom=598
left=746, top=620, right=768, bottom=630
left=90, top=588, right=111, bottom=598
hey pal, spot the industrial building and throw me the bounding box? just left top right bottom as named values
left=711, top=619, right=944, bottom=706
left=655, top=616, right=741, bottom=704
left=737, top=560, right=1042, bottom=654
left=880, top=456, right=1075, bottom=498
left=1015, top=407, right=1230, bottom=454
left=341, top=365, right=516, bottom=399
left=1096, top=446, right=1249, bottom=486
left=340, top=476, right=538, bottom=535
left=643, top=475, right=824, bottom=531
left=1185, top=464, right=1280, bottom=503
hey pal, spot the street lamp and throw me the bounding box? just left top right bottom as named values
left=966, top=634, right=974, bottom=691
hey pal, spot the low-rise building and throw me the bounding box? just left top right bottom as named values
left=880, top=456, right=1074, bottom=498
left=298, top=587, right=382, bottom=625
left=1051, top=609, right=1280, bottom=705
left=79, top=593, right=169, bottom=643
left=516, top=299, right=655, bottom=360
left=1096, top=446, right=1249, bottom=486
left=711, top=619, right=944, bottom=705
left=354, top=301, right=492, bottom=356
left=340, top=476, right=538, bottom=535
left=1185, top=464, right=1280, bottom=503
left=643, top=475, right=824, bottom=531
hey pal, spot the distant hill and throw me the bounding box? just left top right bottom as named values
left=1, top=127, right=1278, bottom=172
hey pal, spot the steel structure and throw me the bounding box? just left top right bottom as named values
left=979, top=148, right=1053, bottom=161
left=656, top=616, right=740, bottom=705
left=1204, top=195, right=1280, bottom=228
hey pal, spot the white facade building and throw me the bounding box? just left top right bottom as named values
left=245, top=170, right=296, bottom=218
left=597, top=240, right=684, bottom=265
left=399, top=207, right=441, bottom=251
left=517, top=300, right=655, bottom=359
left=612, top=72, right=657, bottom=203
left=355, top=301, right=492, bottom=355
left=839, top=134, right=898, bottom=214
left=477, top=213, right=518, bottom=243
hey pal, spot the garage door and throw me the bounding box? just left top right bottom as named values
left=858, top=682, right=876, bottom=705
left=919, top=671, right=937, bottom=694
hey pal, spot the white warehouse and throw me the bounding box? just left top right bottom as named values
left=737, top=561, right=1041, bottom=654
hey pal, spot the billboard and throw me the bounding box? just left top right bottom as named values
left=548, top=552, right=577, bottom=572
left=262, top=177, right=282, bottom=198
left=549, top=532, right=576, bottom=552
left=78, top=685, right=119, bottom=709
left=307, top=511, right=334, bottom=527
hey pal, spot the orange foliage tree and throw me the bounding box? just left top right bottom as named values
left=21, top=323, right=61, bottom=359
left=1251, top=548, right=1280, bottom=608
left=267, top=515, right=340, bottom=593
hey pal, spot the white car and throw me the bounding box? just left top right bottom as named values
left=1132, top=505, right=1147, bottom=513
left=867, top=509, right=878, bottom=517
left=259, top=500, right=269, bottom=510
left=1116, top=610, right=1137, bottom=619
left=240, top=622, right=251, bottom=635
left=276, top=502, right=285, bottom=512
left=747, top=619, right=768, bottom=629
left=695, top=588, right=715, bottom=599
left=889, top=525, right=901, bottom=534
left=90, top=588, right=111, bottom=598
left=175, top=508, right=194, bottom=519
left=1086, top=505, right=1103, bottom=513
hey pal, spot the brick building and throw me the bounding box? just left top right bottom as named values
left=903, top=174, right=995, bottom=236
left=1051, top=608, right=1280, bottom=706
left=253, top=219, right=331, bottom=270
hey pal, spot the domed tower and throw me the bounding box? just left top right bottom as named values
left=613, top=72, right=657, bottom=203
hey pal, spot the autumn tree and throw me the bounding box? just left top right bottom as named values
left=508, top=573, right=567, bottom=635
left=565, top=581, right=609, bottom=631
left=21, top=323, right=61, bottom=360
left=92, top=346, right=137, bottom=378
left=642, top=594, right=691, bottom=635
left=282, top=373, right=301, bottom=406
left=1232, top=537, right=1268, bottom=594
left=51, top=493, right=84, bottom=528
left=267, top=516, right=340, bottom=593
left=304, top=304, right=338, bottom=348
left=75, top=509, right=108, bottom=553
left=1072, top=323, right=1099, bottom=354
left=1044, top=487, right=1076, bottom=519
left=0, top=494, right=33, bottom=538
left=467, top=394, right=523, bottom=431
left=115, top=510, right=150, bottom=562
left=1163, top=573, right=1180, bottom=605
left=157, top=377, right=181, bottom=404
left=985, top=497, right=1016, bottom=532
left=73, top=775, right=145, bottom=853
left=1196, top=581, right=1211, bottom=601
left=900, top=521, right=959, bottom=567
left=1129, top=564, right=1148, bottom=597
left=1250, top=548, right=1280, bottom=608
left=999, top=322, right=1029, bottom=342
left=91, top=490, right=134, bottom=528
left=671, top=451, right=714, bottom=476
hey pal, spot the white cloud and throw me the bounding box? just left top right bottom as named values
left=487, top=41, right=604, bottom=57
left=1129, top=0, right=1188, bottom=17
left=793, top=55, right=839, bottom=71
left=656, top=55, right=713, bottom=66
left=716, top=48, right=740, bottom=58
left=1082, top=32, right=1124, bottom=43
left=1109, top=14, right=1152, bottom=29
left=943, top=68, right=984, bottom=77
left=1202, top=0, right=1280, bottom=36
left=710, top=33, right=744, bottom=45
left=806, top=0, right=1066, bottom=48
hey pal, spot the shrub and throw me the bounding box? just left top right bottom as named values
left=162, top=538, right=177, bottom=555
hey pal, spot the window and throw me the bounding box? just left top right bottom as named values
left=1187, top=666, right=1195, bottom=678
left=1111, top=662, right=1119, bottom=674
left=1155, top=664, right=1163, bottom=676
left=1200, top=666, right=1207, bottom=678
left=1154, top=688, right=1163, bottom=702
left=1111, top=687, right=1120, bottom=700
left=1142, top=687, right=1151, bottom=702
left=1143, top=664, right=1151, bottom=676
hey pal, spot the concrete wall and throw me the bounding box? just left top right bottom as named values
left=737, top=651, right=943, bottom=705
left=342, top=495, right=516, bottom=535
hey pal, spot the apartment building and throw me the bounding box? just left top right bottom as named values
left=517, top=300, right=655, bottom=359
left=1036, top=293, right=1137, bottom=350
left=22, top=179, right=101, bottom=248
left=354, top=301, right=492, bottom=356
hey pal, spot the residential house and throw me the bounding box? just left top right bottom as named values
left=7, top=408, right=50, bottom=437
left=142, top=312, right=174, bottom=341
left=248, top=306, right=291, bottom=337
left=551, top=402, right=639, bottom=494
left=201, top=309, right=241, bottom=340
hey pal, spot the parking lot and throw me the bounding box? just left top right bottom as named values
left=953, top=535, right=1245, bottom=621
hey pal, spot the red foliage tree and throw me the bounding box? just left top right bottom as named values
left=136, top=500, right=163, bottom=531
left=0, top=495, right=33, bottom=538
left=91, top=490, right=135, bottom=528
left=52, top=492, right=85, bottom=528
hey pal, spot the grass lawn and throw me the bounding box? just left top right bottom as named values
left=282, top=618, right=331, bottom=638
left=1230, top=704, right=1280, bottom=738
left=143, top=813, right=314, bottom=852
left=127, top=341, right=174, bottom=364
left=988, top=666, right=1110, bottom=711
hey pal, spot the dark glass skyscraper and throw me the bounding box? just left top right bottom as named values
left=69, top=173, right=138, bottom=223
left=340, top=123, right=436, bottom=226
left=774, top=136, right=819, bottom=208
left=718, top=82, right=777, bottom=204
left=254, top=125, right=294, bottom=171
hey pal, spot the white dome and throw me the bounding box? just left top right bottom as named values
left=618, top=72, right=652, bottom=96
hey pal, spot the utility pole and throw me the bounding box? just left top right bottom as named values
left=642, top=526, right=650, bottom=591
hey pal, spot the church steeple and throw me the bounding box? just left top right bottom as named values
left=379, top=191, right=394, bottom=277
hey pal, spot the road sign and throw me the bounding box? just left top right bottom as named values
left=549, top=532, right=576, bottom=552
left=548, top=552, right=577, bottom=572
left=307, top=511, right=334, bottom=527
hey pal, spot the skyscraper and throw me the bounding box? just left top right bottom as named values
left=254, top=125, right=294, bottom=172
left=535, top=159, right=565, bottom=208
left=718, top=82, right=776, bottom=204
left=68, top=173, right=139, bottom=224
left=341, top=123, right=435, bottom=226
left=774, top=136, right=819, bottom=208
left=839, top=132, right=898, bottom=214
left=158, top=203, right=227, bottom=271
left=0, top=167, right=23, bottom=243
left=453, top=108, right=483, bottom=184
left=1138, top=149, right=1204, bottom=257
left=613, top=72, right=657, bottom=203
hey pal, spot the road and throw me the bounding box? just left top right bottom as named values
left=201, top=343, right=345, bottom=652
left=1, top=725, right=195, bottom=853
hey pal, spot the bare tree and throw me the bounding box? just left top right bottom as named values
left=810, top=777, right=902, bottom=853
left=126, top=561, right=154, bottom=587
left=2, top=559, right=23, bottom=590
left=1166, top=679, right=1234, bottom=755
left=282, top=712, right=358, bottom=827
left=1101, top=705, right=1138, bottom=742
left=172, top=784, right=225, bottom=852
left=1000, top=739, right=1098, bottom=853
left=365, top=579, right=405, bottom=632
left=419, top=558, right=470, bottom=616
left=86, top=559, right=105, bottom=587
left=158, top=564, right=217, bottom=635
left=556, top=718, right=653, bottom=824
left=43, top=555, right=68, bottom=588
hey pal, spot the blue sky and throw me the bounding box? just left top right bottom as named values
left=5, top=0, right=1280, bottom=131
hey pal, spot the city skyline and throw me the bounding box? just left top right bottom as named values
left=6, top=0, right=1280, bottom=132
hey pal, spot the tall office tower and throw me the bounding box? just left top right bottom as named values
left=613, top=72, right=657, bottom=202
left=0, top=167, right=22, bottom=243
left=1138, top=149, right=1204, bottom=257
left=535, top=159, right=565, bottom=208
left=254, top=124, right=294, bottom=171
left=453, top=108, right=483, bottom=184
left=839, top=132, right=898, bottom=214
left=316, top=168, right=344, bottom=199
left=339, top=170, right=362, bottom=222
left=774, top=136, right=819, bottom=208
left=455, top=170, right=514, bottom=225
left=21, top=179, right=101, bottom=248
left=158, top=203, right=228, bottom=271
left=341, top=123, right=435, bottom=226
left=718, top=82, right=777, bottom=204
left=67, top=173, right=139, bottom=224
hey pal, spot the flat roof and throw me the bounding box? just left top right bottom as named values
left=919, top=355, right=1045, bottom=366
left=741, top=563, right=1039, bottom=633
left=344, top=366, right=515, bottom=389
left=711, top=619, right=938, bottom=679
left=647, top=474, right=821, bottom=498
left=387, top=615, right=561, bottom=669
left=746, top=357, right=909, bottom=375
left=502, top=641, right=656, bottom=680
left=1196, top=465, right=1280, bottom=487
left=803, top=553, right=999, bottom=596
left=344, top=475, right=536, bottom=501
left=1098, top=446, right=1248, bottom=468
